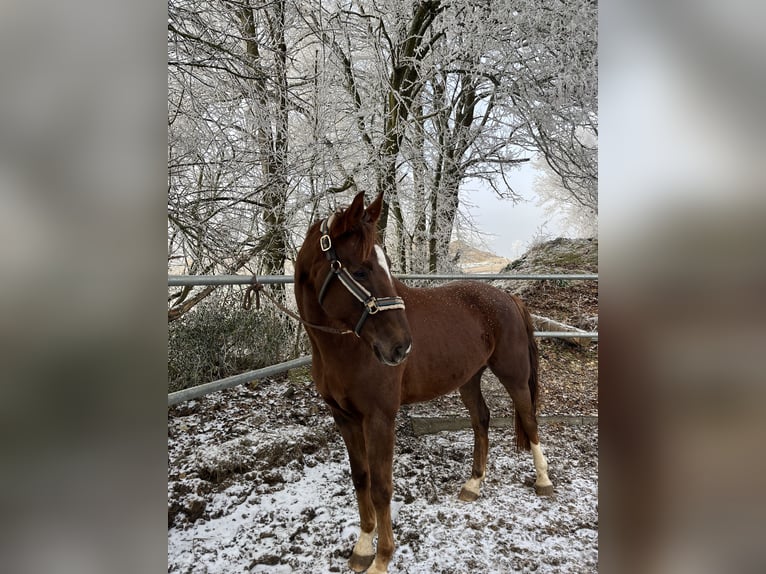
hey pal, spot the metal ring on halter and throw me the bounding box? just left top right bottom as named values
left=365, top=298, right=379, bottom=314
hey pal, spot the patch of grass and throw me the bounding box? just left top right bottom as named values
left=287, top=365, right=312, bottom=385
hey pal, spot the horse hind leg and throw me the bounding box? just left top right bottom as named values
left=530, top=440, right=553, bottom=496
left=508, top=381, right=553, bottom=495
left=492, top=364, right=554, bottom=496
left=457, top=370, right=490, bottom=502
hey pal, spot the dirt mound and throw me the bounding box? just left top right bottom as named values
left=507, top=237, right=597, bottom=272
left=449, top=239, right=511, bottom=273
left=498, top=237, right=597, bottom=293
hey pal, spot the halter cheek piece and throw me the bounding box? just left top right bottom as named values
left=317, top=216, right=406, bottom=337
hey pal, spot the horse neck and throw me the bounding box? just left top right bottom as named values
left=392, top=276, right=410, bottom=298
left=294, top=250, right=351, bottom=337
left=294, top=260, right=323, bottom=324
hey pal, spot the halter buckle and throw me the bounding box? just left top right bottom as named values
left=320, top=234, right=332, bottom=252
left=365, top=298, right=379, bottom=314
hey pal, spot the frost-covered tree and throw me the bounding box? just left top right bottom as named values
left=167, top=0, right=598, bottom=309
left=533, top=153, right=597, bottom=238
left=168, top=0, right=319, bottom=319
left=506, top=0, right=598, bottom=217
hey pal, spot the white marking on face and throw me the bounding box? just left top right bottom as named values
left=374, top=245, right=393, bottom=284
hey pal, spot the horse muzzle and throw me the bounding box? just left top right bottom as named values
left=373, top=339, right=412, bottom=367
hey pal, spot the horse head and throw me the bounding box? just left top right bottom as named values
left=295, top=191, right=412, bottom=366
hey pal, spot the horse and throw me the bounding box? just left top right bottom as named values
left=294, top=191, right=553, bottom=574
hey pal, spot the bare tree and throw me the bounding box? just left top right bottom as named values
left=533, top=153, right=597, bottom=238
left=168, top=0, right=598, bottom=296
left=168, top=0, right=307, bottom=319
left=233, top=0, right=291, bottom=276
left=505, top=0, right=598, bottom=215
left=168, top=1, right=266, bottom=319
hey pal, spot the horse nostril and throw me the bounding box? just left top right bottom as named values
left=373, top=341, right=411, bottom=366
left=393, top=341, right=412, bottom=363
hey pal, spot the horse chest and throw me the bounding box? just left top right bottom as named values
left=314, top=369, right=402, bottom=415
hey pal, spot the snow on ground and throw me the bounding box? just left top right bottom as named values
left=168, top=380, right=597, bottom=573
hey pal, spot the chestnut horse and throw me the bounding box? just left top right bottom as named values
left=294, top=192, right=553, bottom=574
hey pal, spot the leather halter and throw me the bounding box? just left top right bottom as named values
left=316, top=215, right=406, bottom=337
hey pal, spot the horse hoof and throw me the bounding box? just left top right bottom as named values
left=458, top=487, right=480, bottom=502
left=366, top=562, right=388, bottom=574
left=535, top=483, right=554, bottom=496
left=349, top=552, right=375, bottom=572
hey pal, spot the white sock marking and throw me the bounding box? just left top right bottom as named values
left=531, top=442, right=552, bottom=487
left=353, top=526, right=376, bottom=557
left=462, top=475, right=484, bottom=495
left=368, top=558, right=388, bottom=574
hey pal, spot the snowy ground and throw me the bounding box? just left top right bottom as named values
left=168, top=376, right=598, bottom=573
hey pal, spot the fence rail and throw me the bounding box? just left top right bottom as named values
left=168, top=273, right=598, bottom=287
left=168, top=272, right=598, bottom=405
left=168, top=356, right=312, bottom=407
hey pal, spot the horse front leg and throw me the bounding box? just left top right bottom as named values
left=330, top=408, right=377, bottom=572
left=363, top=411, right=397, bottom=574
left=458, top=371, right=489, bottom=501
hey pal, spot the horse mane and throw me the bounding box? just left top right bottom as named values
left=321, top=204, right=379, bottom=261
left=354, top=217, right=378, bottom=261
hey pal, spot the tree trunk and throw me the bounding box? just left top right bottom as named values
left=238, top=0, right=290, bottom=279
left=411, top=100, right=428, bottom=272
left=390, top=190, right=407, bottom=272
left=429, top=161, right=461, bottom=272
left=376, top=1, right=443, bottom=240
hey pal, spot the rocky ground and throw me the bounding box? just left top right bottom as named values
left=168, top=238, right=598, bottom=573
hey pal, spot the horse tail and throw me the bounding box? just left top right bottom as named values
left=513, top=295, right=539, bottom=452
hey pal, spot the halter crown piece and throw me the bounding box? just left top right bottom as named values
left=316, top=215, right=406, bottom=337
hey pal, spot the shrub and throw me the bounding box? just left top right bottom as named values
left=168, top=288, right=301, bottom=392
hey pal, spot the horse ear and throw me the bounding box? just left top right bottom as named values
left=333, top=191, right=366, bottom=235
left=346, top=191, right=366, bottom=225
left=363, top=192, right=384, bottom=225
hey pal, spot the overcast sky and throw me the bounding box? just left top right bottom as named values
left=462, top=161, right=566, bottom=260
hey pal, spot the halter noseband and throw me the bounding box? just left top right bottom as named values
left=316, top=216, right=406, bottom=337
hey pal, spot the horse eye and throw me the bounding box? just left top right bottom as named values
left=352, top=269, right=367, bottom=280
